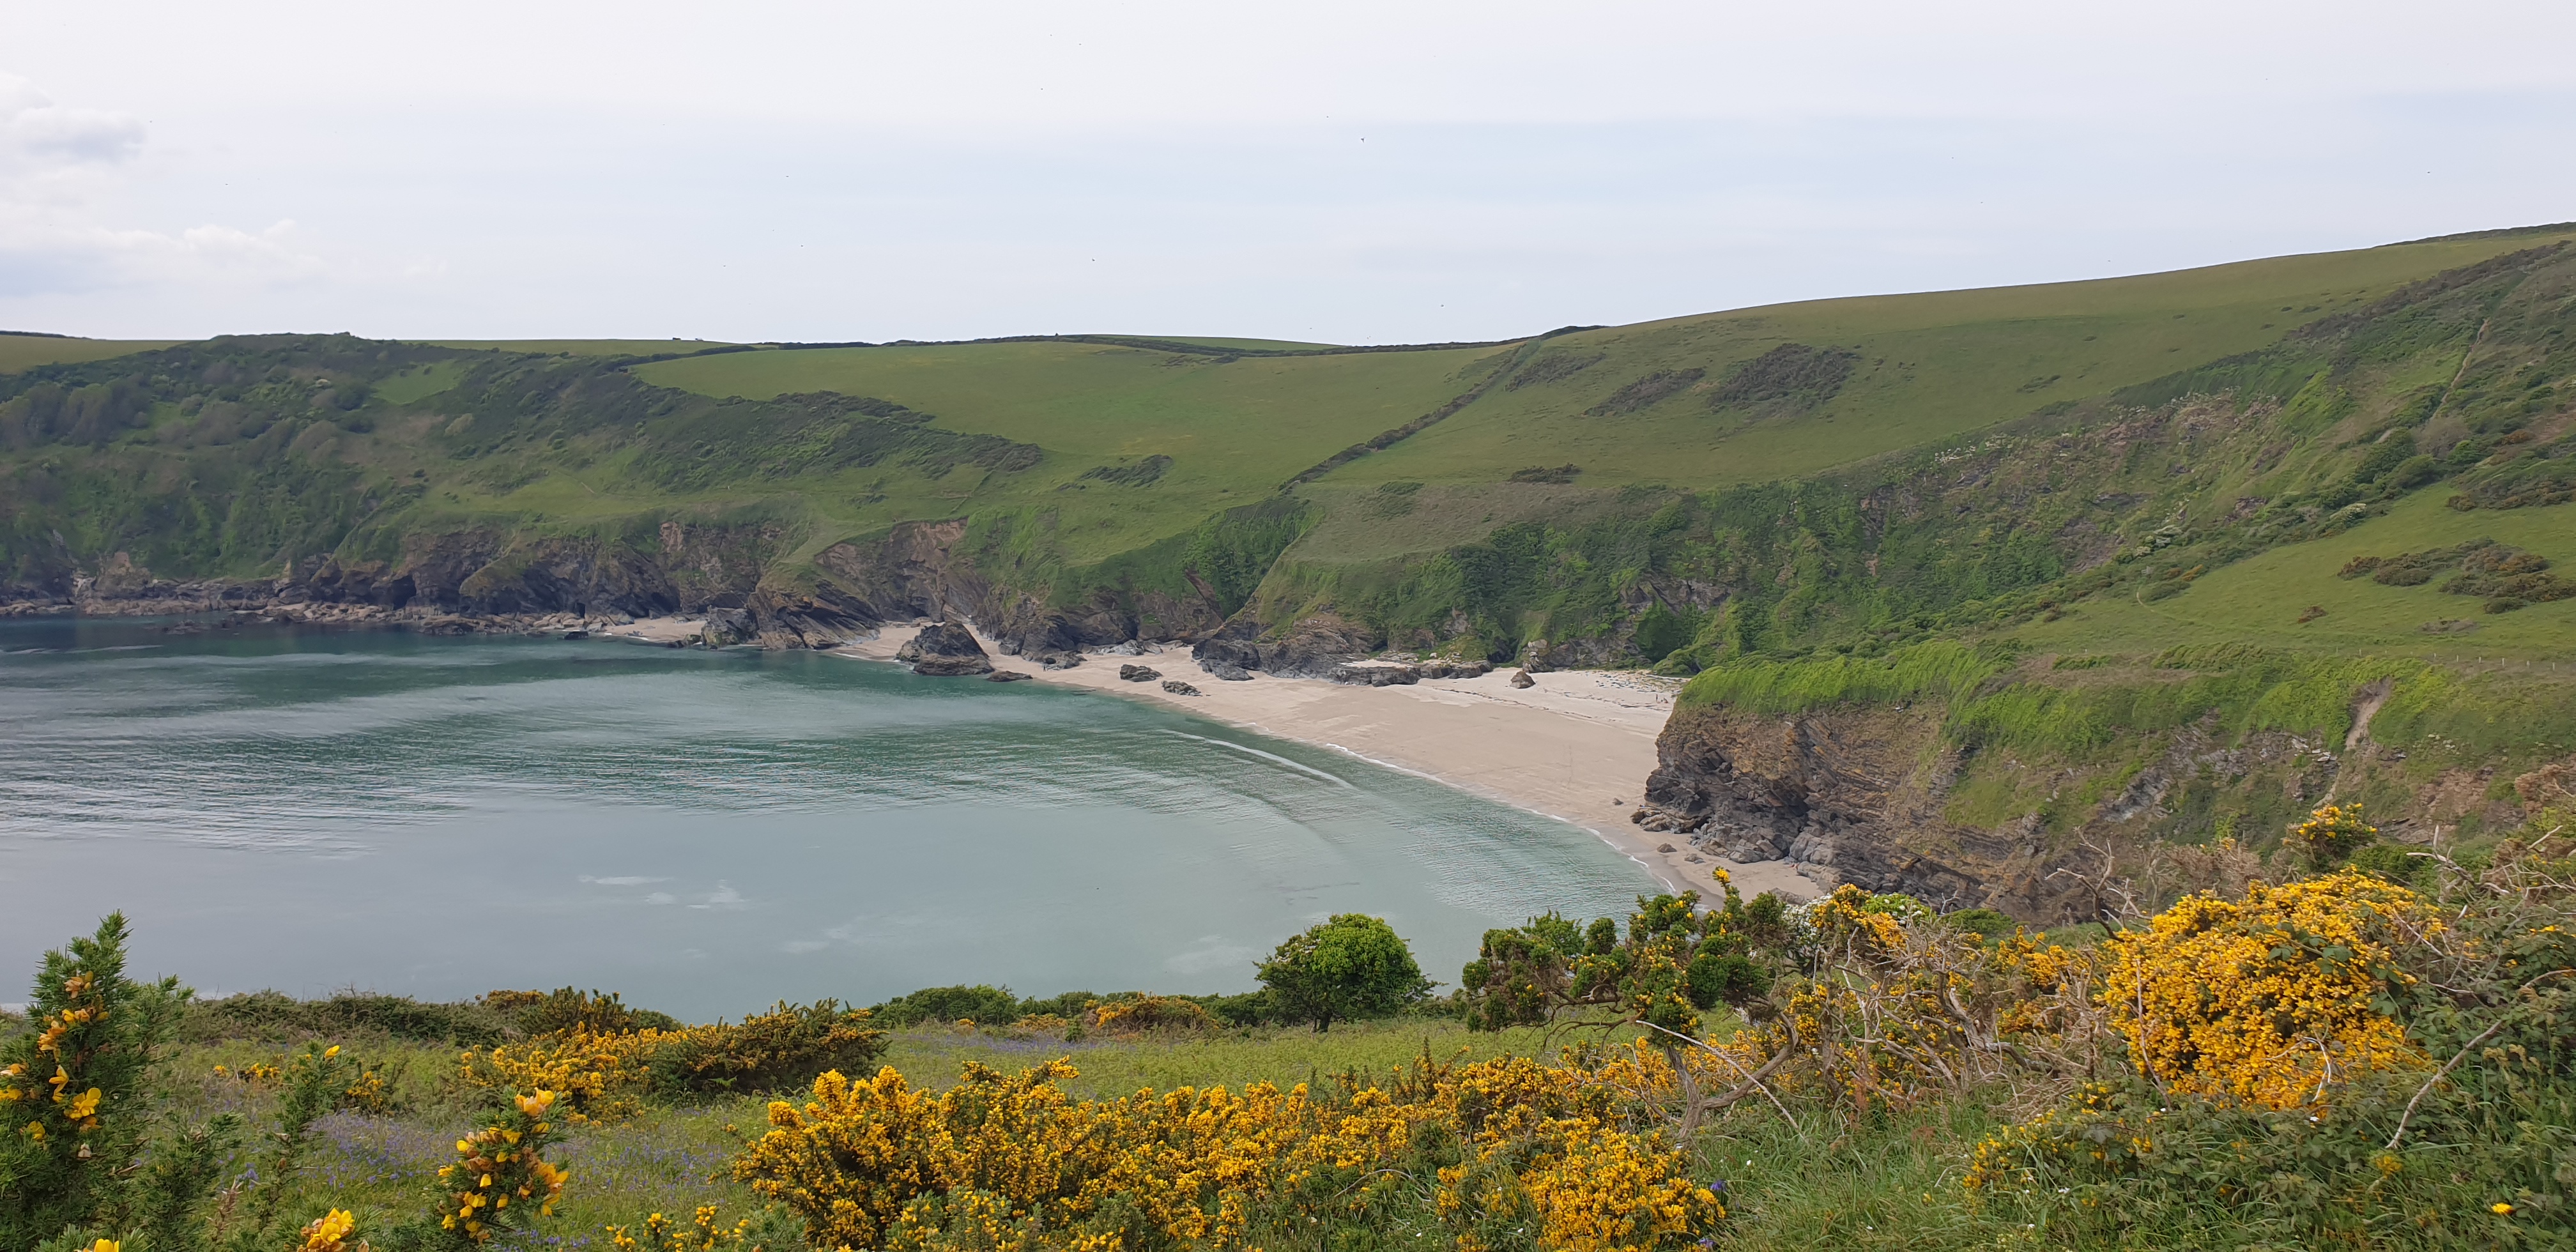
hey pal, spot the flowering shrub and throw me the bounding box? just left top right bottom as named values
left=0, top=914, right=190, bottom=1249
left=733, top=1055, right=1722, bottom=1252
left=461, top=1026, right=663, bottom=1124
left=1963, top=832, right=2576, bottom=1246
left=436, top=1090, right=570, bottom=1244
left=1085, top=995, right=1211, bottom=1035
left=460, top=1002, right=885, bottom=1120
left=648, top=1001, right=886, bottom=1097
left=2287, top=801, right=2379, bottom=869
left=2101, top=870, right=2435, bottom=1108
left=606, top=1204, right=769, bottom=1250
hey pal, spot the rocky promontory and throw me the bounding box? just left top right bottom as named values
left=895, top=621, right=995, bottom=676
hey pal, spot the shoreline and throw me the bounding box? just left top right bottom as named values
left=843, top=625, right=1816, bottom=903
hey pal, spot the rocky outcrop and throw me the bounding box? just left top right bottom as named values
left=1637, top=702, right=2083, bottom=921
left=811, top=520, right=974, bottom=623
left=896, top=621, right=993, bottom=676
left=1418, top=659, right=1493, bottom=679
left=701, top=607, right=756, bottom=646
left=1508, top=669, right=1535, bottom=689
left=1328, top=663, right=1420, bottom=687
left=1190, top=611, right=1383, bottom=677
left=1118, top=664, right=1162, bottom=682
left=987, top=670, right=1032, bottom=683
left=1160, top=679, right=1202, bottom=696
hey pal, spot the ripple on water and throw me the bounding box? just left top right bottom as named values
left=0, top=620, right=1654, bottom=1019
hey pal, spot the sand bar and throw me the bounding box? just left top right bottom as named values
left=844, top=626, right=1815, bottom=902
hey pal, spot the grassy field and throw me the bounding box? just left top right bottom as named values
left=1331, top=229, right=2576, bottom=496
left=420, top=339, right=742, bottom=356
left=0, top=332, right=183, bottom=373
left=2017, top=489, right=2576, bottom=660
left=636, top=339, right=1497, bottom=480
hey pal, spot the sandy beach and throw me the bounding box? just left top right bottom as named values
left=842, top=625, right=1815, bottom=902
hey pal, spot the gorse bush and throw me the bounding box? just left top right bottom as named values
left=732, top=1051, right=1722, bottom=1252
left=0, top=913, right=194, bottom=1249
left=427, top=1089, right=571, bottom=1246
left=2101, top=870, right=2434, bottom=1108
left=460, top=1000, right=885, bottom=1120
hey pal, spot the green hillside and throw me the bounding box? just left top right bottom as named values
left=2, top=224, right=2570, bottom=691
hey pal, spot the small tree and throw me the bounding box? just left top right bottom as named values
left=1257, top=915, right=1431, bottom=1031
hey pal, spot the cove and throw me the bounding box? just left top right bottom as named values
left=0, top=618, right=1655, bottom=1020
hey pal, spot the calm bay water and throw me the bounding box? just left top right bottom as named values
left=0, top=618, right=1653, bottom=1020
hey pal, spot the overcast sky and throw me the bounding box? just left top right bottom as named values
left=3, top=1, right=2572, bottom=344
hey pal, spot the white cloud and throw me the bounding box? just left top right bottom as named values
left=0, top=73, right=328, bottom=298
left=1, top=3, right=2573, bottom=339
left=0, top=72, right=142, bottom=177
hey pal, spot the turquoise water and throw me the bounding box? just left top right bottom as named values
left=0, top=618, right=1655, bottom=1020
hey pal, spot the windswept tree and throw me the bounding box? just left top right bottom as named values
left=1257, top=915, right=1431, bottom=1031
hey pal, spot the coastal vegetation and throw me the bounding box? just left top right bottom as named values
left=7, top=223, right=2576, bottom=1249
left=7, top=795, right=2572, bottom=1249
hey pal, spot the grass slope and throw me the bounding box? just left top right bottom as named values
left=1, top=332, right=183, bottom=374
left=1335, top=229, right=2576, bottom=495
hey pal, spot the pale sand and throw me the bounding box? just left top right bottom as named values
left=601, top=616, right=707, bottom=644
left=844, top=625, right=1815, bottom=903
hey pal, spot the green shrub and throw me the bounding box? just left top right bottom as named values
left=648, top=1001, right=887, bottom=1097
left=870, top=984, right=1029, bottom=1027
left=1258, top=915, right=1432, bottom=1032
left=183, top=989, right=514, bottom=1046
left=483, top=986, right=680, bottom=1037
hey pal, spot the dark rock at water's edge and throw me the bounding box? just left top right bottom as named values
left=701, top=606, right=756, bottom=647
left=1328, top=664, right=1420, bottom=687
left=898, top=621, right=993, bottom=676
left=1160, top=679, right=1202, bottom=696
left=1117, top=664, right=1162, bottom=682
left=986, top=669, right=1032, bottom=682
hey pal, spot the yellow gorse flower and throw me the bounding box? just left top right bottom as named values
left=735, top=1055, right=1720, bottom=1252
left=2101, top=870, right=2435, bottom=1109
left=296, top=1208, right=366, bottom=1252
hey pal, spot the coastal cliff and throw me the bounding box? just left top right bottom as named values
left=1633, top=647, right=2572, bottom=925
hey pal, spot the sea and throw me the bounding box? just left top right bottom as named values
left=0, top=617, right=1655, bottom=1021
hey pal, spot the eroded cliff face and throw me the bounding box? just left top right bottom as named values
left=1635, top=694, right=2559, bottom=924
left=1636, top=702, right=2085, bottom=918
